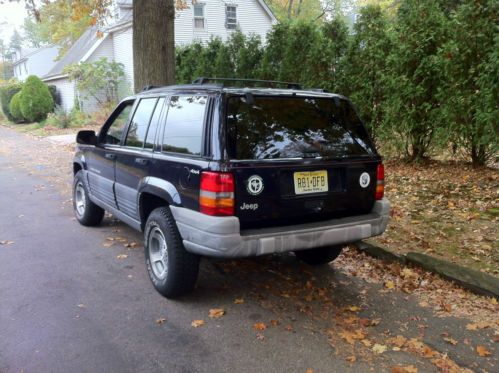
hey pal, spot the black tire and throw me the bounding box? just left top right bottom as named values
left=144, top=207, right=200, bottom=298
left=73, top=171, right=105, bottom=226
left=294, top=245, right=343, bottom=265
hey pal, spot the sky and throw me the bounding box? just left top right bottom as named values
left=0, top=1, right=30, bottom=42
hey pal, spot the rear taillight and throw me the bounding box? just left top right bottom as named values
left=375, top=163, right=385, bottom=200
left=200, top=171, right=235, bottom=216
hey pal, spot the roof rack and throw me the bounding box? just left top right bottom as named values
left=192, top=77, right=302, bottom=90
left=142, top=85, right=161, bottom=92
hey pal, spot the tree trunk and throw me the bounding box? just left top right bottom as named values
left=297, top=0, right=303, bottom=16
left=133, top=0, right=175, bottom=93
left=287, top=0, right=295, bottom=19
left=471, top=144, right=486, bottom=168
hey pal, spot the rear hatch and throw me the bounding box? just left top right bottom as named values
left=224, top=93, right=380, bottom=230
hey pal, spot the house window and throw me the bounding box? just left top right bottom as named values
left=226, top=5, right=237, bottom=30
left=193, top=4, right=205, bottom=30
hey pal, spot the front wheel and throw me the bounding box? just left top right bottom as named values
left=294, top=245, right=343, bottom=265
left=73, top=171, right=104, bottom=226
left=144, top=207, right=200, bottom=298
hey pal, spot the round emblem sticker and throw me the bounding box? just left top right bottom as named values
left=359, top=172, right=370, bottom=188
left=247, top=175, right=264, bottom=195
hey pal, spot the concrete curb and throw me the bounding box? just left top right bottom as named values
left=354, top=241, right=499, bottom=299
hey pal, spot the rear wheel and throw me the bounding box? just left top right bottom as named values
left=73, top=171, right=104, bottom=226
left=294, top=245, right=343, bottom=265
left=144, top=207, right=200, bottom=298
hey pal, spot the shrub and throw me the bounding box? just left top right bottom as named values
left=64, top=58, right=126, bottom=107
left=0, top=82, right=22, bottom=122
left=9, top=92, right=24, bottom=122
left=48, top=85, right=61, bottom=106
left=18, top=76, right=54, bottom=122
left=45, top=106, right=89, bottom=129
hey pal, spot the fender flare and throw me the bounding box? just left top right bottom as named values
left=72, top=152, right=87, bottom=174
left=137, top=177, right=182, bottom=222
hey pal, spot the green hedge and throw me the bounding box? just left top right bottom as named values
left=9, top=92, right=23, bottom=122
left=0, top=82, right=22, bottom=122
left=18, top=76, right=54, bottom=122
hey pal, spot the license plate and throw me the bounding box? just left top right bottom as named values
left=293, top=170, right=328, bottom=195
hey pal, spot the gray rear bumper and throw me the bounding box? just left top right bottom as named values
left=170, top=199, right=390, bottom=258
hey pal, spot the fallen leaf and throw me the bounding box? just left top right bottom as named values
left=305, top=369, right=314, bottom=373
left=156, top=318, right=166, bottom=325
left=102, top=242, right=113, bottom=248
left=430, top=357, right=461, bottom=372
left=253, top=322, right=267, bottom=331
left=422, top=346, right=438, bottom=358
left=385, top=280, right=395, bottom=289
left=285, top=324, right=294, bottom=332
left=391, top=366, right=418, bottom=373
left=466, top=321, right=493, bottom=331
left=0, top=240, right=14, bottom=245
left=442, top=303, right=452, bottom=312
left=270, top=319, right=280, bottom=327
left=443, top=337, right=458, bottom=345
left=346, top=305, right=361, bottom=312
left=360, top=339, right=372, bottom=347
left=208, top=308, right=225, bottom=318
left=116, top=254, right=128, bottom=259
left=256, top=333, right=265, bottom=341
left=191, top=320, right=205, bottom=328
left=406, top=338, right=425, bottom=353
left=359, top=318, right=375, bottom=327
left=234, top=298, right=244, bottom=304
left=372, top=343, right=388, bottom=354
left=476, top=345, right=491, bottom=357
left=387, top=335, right=407, bottom=348
left=77, top=304, right=86, bottom=308
left=346, top=355, right=356, bottom=363
left=340, top=329, right=367, bottom=345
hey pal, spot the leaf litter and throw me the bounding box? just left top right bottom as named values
left=370, top=160, right=498, bottom=275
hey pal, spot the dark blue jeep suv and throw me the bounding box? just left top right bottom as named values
left=73, top=78, right=390, bottom=298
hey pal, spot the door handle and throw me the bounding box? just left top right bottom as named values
left=105, top=153, right=116, bottom=160
left=135, top=158, right=149, bottom=165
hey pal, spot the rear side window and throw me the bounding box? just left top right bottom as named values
left=144, top=97, right=166, bottom=149
left=162, top=95, right=207, bottom=156
left=125, top=98, right=157, bottom=148
left=226, top=96, right=376, bottom=160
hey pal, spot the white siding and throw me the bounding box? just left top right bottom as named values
left=46, top=78, right=75, bottom=113
left=113, top=27, right=134, bottom=93
left=175, top=0, right=274, bottom=45
left=81, top=36, right=117, bottom=113
left=13, top=46, right=59, bottom=81
left=88, top=35, right=114, bottom=62
left=27, top=47, right=59, bottom=78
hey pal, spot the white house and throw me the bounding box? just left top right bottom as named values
left=11, top=46, right=59, bottom=81
left=42, top=0, right=276, bottom=113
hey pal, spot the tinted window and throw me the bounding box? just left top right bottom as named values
left=226, top=96, right=376, bottom=160
left=144, top=98, right=165, bottom=149
left=162, top=96, right=207, bottom=155
left=125, top=98, right=157, bottom=148
left=104, top=102, right=134, bottom=145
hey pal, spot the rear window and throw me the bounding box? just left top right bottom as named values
left=226, top=96, right=376, bottom=160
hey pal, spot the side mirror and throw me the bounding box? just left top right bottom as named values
left=76, top=130, right=97, bottom=146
